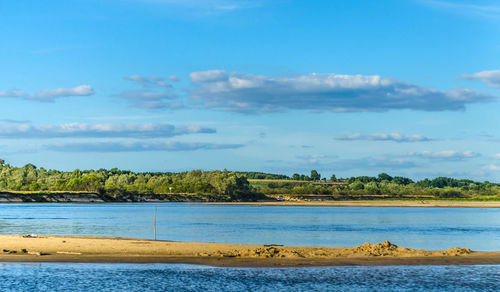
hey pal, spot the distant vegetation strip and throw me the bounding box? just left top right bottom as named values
left=0, top=159, right=498, bottom=202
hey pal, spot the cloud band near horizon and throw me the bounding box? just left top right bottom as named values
left=0, top=122, right=216, bottom=139
left=0, top=85, right=95, bottom=102
left=45, top=141, right=243, bottom=152
left=335, top=133, right=434, bottom=142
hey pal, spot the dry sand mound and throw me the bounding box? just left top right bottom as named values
left=212, top=246, right=306, bottom=258
left=442, top=247, right=472, bottom=256
left=346, top=241, right=471, bottom=257
left=350, top=240, right=419, bottom=256
left=209, top=241, right=472, bottom=259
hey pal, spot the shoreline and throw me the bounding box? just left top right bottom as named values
left=1, top=196, right=500, bottom=208
left=202, top=200, right=500, bottom=208
left=0, top=235, right=499, bottom=267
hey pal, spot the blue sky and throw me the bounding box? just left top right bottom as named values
left=0, top=0, right=499, bottom=181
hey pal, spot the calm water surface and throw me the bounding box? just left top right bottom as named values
left=0, top=203, right=499, bottom=290
left=0, top=263, right=498, bottom=291
left=0, top=203, right=499, bottom=250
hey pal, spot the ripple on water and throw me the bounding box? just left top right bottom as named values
left=0, top=263, right=498, bottom=291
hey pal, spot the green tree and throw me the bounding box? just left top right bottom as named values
left=350, top=181, right=364, bottom=190
left=310, top=170, right=321, bottom=181
left=377, top=173, right=393, bottom=182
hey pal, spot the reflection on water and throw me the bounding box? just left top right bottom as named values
left=0, top=203, right=499, bottom=250
left=0, top=263, right=498, bottom=291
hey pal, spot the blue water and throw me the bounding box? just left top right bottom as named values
left=0, top=263, right=498, bottom=291
left=0, top=203, right=499, bottom=250
left=0, top=203, right=499, bottom=290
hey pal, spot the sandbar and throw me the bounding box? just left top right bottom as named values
left=0, top=235, right=499, bottom=267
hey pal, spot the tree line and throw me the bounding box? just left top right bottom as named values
left=256, top=171, right=500, bottom=199
left=0, top=159, right=498, bottom=200
left=0, top=160, right=261, bottom=201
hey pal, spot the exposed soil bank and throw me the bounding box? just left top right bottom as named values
left=1, top=192, right=500, bottom=207
left=0, top=192, right=221, bottom=203
left=0, top=235, right=499, bottom=267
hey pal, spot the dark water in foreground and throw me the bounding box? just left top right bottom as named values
left=0, top=263, right=498, bottom=291
left=0, top=203, right=499, bottom=250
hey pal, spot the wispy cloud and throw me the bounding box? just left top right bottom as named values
left=420, top=0, right=500, bottom=19
left=482, top=164, right=500, bottom=171
left=0, top=90, right=27, bottom=98
left=114, top=91, right=183, bottom=109
left=296, top=154, right=338, bottom=164
left=116, top=75, right=183, bottom=109
left=300, top=156, right=418, bottom=171
left=189, top=70, right=495, bottom=113
left=138, top=0, right=260, bottom=13
left=0, top=122, right=215, bottom=139
left=405, top=150, right=480, bottom=160
left=1, top=85, right=95, bottom=102
left=34, top=85, right=95, bottom=101
left=123, top=75, right=177, bottom=88
left=461, top=70, right=500, bottom=88
left=493, top=153, right=500, bottom=159
left=0, top=119, right=31, bottom=124
left=190, top=70, right=228, bottom=82
left=339, top=157, right=418, bottom=170
left=45, top=141, right=243, bottom=152
left=335, top=133, right=434, bottom=143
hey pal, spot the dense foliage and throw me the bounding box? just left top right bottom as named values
left=0, top=160, right=261, bottom=201
left=234, top=171, right=290, bottom=180
left=254, top=171, right=500, bottom=199
left=0, top=159, right=498, bottom=201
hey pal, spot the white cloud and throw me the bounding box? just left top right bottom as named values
left=405, top=150, right=480, bottom=160
left=123, top=75, right=173, bottom=88
left=335, top=133, right=434, bottom=143
left=114, top=90, right=183, bottom=109
left=118, top=75, right=183, bottom=109
left=493, top=153, right=500, bottom=159
left=190, top=70, right=228, bottom=82
left=189, top=70, right=495, bottom=113
left=297, top=156, right=418, bottom=171
left=482, top=164, right=500, bottom=171
left=0, top=86, right=94, bottom=102
left=296, top=154, right=338, bottom=164
left=461, top=70, right=500, bottom=88
left=420, top=0, right=500, bottom=19
left=0, top=122, right=215, bottom=139
left=0, top=90, right=27, bottom=98
left=139, top=0, right=260, bottom=13
left=45, top=141, right=243, bottom=152
left=34, top=85, right=95, bottom=101
left=117, top=90, right=176, bottom=100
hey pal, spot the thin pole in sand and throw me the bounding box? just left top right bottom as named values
left=154, top=205, right=157, bottom=241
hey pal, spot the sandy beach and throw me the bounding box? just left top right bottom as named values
left=206, top=200, right=500, bottom=208
left=0, top=235, right=498, bottom=267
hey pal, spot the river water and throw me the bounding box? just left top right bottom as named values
left=0, top=203, right=499, bottom=250
left=0, top=203, right=499, bottom=290
left=0, top=263, right=498, bottom=291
